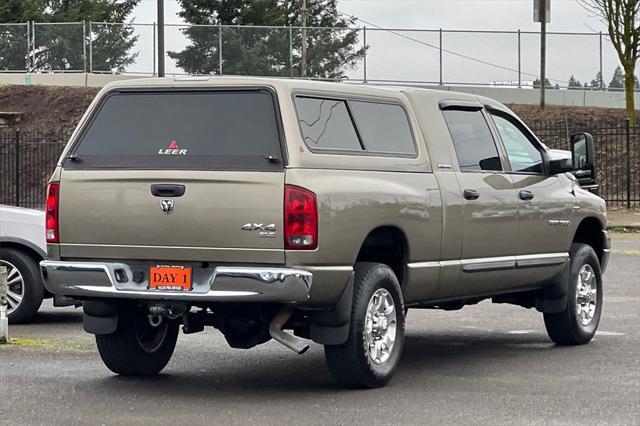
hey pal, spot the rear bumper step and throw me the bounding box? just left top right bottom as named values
left=40, top=261, right=312, bottom=303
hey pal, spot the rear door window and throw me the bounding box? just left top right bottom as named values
left=69, top=90, right=283, bottom=170
left=442, top=109, right=503, bottom=172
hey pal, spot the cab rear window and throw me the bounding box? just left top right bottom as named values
left=67, top=89, right=283, bottom=170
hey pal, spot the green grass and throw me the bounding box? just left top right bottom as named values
left=607, top=226, right=640, bottom=233
left=0, top=337, right=94, bottom=352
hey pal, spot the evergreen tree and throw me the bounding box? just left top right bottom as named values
left=0, top=0, right=139, bottom=72
left=568, top=75, right=582, bottom=89
left=533, top=78, right=555, bottom=89
left=169, top=0, right=365, bottom=79
left=609, top=66, right=625, bottom=89
left=0, top=0, right=43, bottom=70
left=589, top=71, right=605, bottom=89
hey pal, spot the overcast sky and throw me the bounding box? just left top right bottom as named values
left=128, top=0, right=622, bottom=86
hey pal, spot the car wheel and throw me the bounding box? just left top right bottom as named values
left=0, top=248, right=44, bottom=324
left=544, top=243, right=603, bottom=345
left=96, top=306, right=179, bottom=376
left=324, top=262, right=405, bottom=388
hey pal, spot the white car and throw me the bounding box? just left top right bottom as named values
left=0, top=205, right=47, bottom=323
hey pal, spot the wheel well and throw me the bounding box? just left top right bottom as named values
left=0, top=242, right=50, bottom=297
left=573, top=217, right=604, bottom=263
left=0, top=241, right=43, bottom=264
left=356, top=226, right=408, bottom=289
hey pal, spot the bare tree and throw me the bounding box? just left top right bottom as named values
left=579, top=0, right=639, bottom=124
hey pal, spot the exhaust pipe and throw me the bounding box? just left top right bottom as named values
left=269, top=306, right=310, bottom=355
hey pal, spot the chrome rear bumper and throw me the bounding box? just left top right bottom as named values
left=40, top=260, right=312, bottom=303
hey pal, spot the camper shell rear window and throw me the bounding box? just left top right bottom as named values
left=65, top=89, right=284, bottom=171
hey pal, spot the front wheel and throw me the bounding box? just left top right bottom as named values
left=96, top=306, right=179, bottom=376
left=544, top=243, right=603, bottom=345
left=324, top=262, right=405, bottom=389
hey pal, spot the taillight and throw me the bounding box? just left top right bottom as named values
left=45, top=182, right=60, bottom=243
left=284, top=185, right=318, bottom=250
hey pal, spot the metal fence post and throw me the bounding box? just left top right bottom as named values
left=32, top=22, right=36, bottom=70
left=26, top=22, right=30, bottom=72
left=88, top=21, right=93, bottom=73
left=517, top=29, right=522, bottom=88
left=153, top=22, right=156, bottom=76
left=439, top=28, right=443, bottom=85
left=599, top=31, right=603, bottom=90
left=82, top=20, right=87, bottom=72
left=363, top=26, right=367, bottom=83
left=0, top=266, right=8, bottom=344
left=625, top=118, right=631, bottom=209
left=218, top=23, right=223, bottom=75
left=14, top=129, right=20, bottom=207
left=289, top=26, right=293, bottom=78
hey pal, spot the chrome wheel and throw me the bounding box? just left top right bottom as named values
left=575, top=264, right=597, bottom=326
left=0, top=260, right=24, bottom=315
left=364, top=288, right=397, bottom=365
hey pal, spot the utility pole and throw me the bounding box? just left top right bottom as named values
left=301, top=0, right=307, bottom=78
left=157, top=0, right=165, bottom=77
left=540, top=3, right=546, bottom=109
left=535, top=0, right=550, bottom=109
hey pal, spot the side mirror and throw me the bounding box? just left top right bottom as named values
left=570, top=132, right=597, bottom=186
left=549, top=157, right=573, bottom=174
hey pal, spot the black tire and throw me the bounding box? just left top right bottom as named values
left=96, top=306, right=179, bottom=376
left=544, top=243, right=603, bottom=345
left=0, top=247, right=44, bottom=324
left=325, top=262, right=405, bottom=389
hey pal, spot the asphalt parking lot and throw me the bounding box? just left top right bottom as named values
left=1, top=233, right=639, bottom=425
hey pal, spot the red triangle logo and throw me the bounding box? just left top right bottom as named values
left=168, top=140, right=179, bottom=149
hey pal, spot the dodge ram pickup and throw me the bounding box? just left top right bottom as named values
left=40, top=77, right=609, bottom=388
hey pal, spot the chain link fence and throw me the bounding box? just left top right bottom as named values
left=0, top=21, right=636, bottom=90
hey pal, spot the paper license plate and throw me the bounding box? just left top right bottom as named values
left=149, top=265, right=192, bottom=291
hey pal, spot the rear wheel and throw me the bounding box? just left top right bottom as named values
left=96, top=306, right=179, bottom=376
left=0, top=248, right=44, bottom=324
left=544, top=243, right=603, bottom=345
left=324, top=262, right=405, bottom=388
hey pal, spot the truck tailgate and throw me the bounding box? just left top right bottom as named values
left=55, top=88, right=285, bottom=263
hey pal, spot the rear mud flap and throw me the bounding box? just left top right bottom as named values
left=309, top=273, right=354, bottom=345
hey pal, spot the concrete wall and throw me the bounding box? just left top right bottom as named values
left=0, top=72, right=149, bottom=88
left=1, top=72, right=638, bottom=109
left=436, top=85, right=639, bottom=109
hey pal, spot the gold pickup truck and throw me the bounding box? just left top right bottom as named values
left=40, top=77, right=609, bottom=388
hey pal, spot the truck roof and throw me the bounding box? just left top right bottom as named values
left=99, top=76, right=502, bottom=109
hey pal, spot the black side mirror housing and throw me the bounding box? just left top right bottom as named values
left=570, top=132, right=597, bottom=186
left=549, top=158, right=574, bottom=174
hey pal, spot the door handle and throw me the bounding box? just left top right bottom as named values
left=150, top=184, right=186, bottom=197
left=463, top=189, right=480, bottom=200
left=519, top=190, right=534, bottom=201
